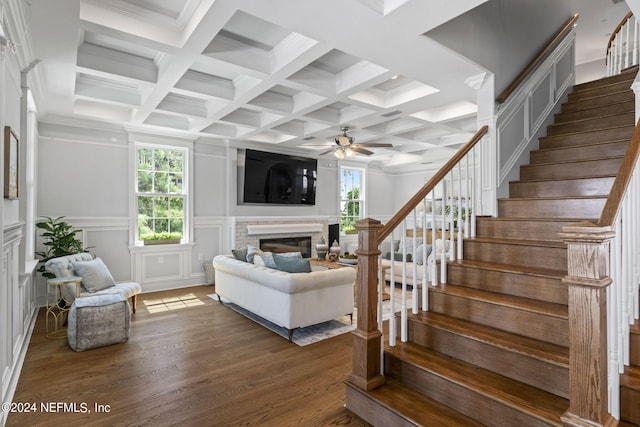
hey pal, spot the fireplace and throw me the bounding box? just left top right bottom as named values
left=260, top=236, right=312, bottom=258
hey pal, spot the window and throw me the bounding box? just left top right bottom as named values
left=136, top=145, right=186, bottom=242
left=340, top=167, right=364, bottom=234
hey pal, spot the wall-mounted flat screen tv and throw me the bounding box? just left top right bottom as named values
left=242, top=149, right=317, bottom=205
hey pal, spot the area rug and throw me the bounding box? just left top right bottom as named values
left=208, top=289, right=413, bottom=346
left=208, top=294, right=355, bottom=346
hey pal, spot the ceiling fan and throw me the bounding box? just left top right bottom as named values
left=319, top=126, right=393, bottom=159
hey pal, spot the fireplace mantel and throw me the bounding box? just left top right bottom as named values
left=246, top=223, right=323, bottom=235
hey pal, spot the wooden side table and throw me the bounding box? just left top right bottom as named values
left=46, top=276, right=82, bottom=339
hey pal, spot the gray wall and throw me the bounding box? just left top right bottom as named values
left=427, top=0, right=573, bottom=96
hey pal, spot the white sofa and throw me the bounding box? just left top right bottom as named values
left=213, top=255, right=356, bottom=341
left=45, top=253, right=142, bottom=313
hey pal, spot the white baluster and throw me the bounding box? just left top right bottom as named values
left=401, top=221, right=408, bottom=342
left=465, top=155, right=470, bottom=240
left=441, top=180, right=447, bottom=284
left=430, top=190, right=437, bottom=286
left=421, top=198, right=428, bottom=310
left=625, top=19, right=630, bottom=69
left=412, top=209, right=419, bottom=315
left=457, top=163, right=463, bottom=260
left=389, top=228, right=396, bottom=347
left=471, top=145, right=477, bottom=237
left=631, top=15, right=638, bottom=65
left=448, top=170, right=455, bottom=261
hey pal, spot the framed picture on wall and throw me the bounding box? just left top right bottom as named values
left=4, top=126, right=19, bottom=199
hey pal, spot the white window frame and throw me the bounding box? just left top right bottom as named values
left=339, top=166, right=365, bottom=234
left=130, top=140, right=192, bottom=246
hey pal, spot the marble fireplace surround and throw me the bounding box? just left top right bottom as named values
left=233, top=219, right=329, bottom=260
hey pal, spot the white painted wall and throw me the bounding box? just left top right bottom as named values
left=35, top=122, right=401, bottom=292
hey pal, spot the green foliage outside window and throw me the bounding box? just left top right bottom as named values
left=340, top=168, right=363, bottom=233
left=137, top=147, right=185, bottom=241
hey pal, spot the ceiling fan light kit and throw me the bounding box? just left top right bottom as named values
left=321, top=126, right=393, bottom=158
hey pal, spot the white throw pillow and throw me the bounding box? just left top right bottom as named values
left=246, top=245, right=264, bottom=263
left=71, top=257, right=116, bottom=293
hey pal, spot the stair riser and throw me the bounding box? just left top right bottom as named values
left=509, top=177, right=615, bottom=198
left=631, top=330, right=640, bottom=366
left=568, top=81, right=634, bottom=101
left=520, top=158, right=622, bottom=180
left=554, top=101, right=634, bottom=123
left=475, top=218, right=577, bottom=242
left=385, top=355, right=561, bottom=427
left=621, top=386, right=640, bottom=425
left=429, top=291, right=568, bottom=346
left=497, top=198, right=606, bottom=219
left=540, top=126, right=634, bottom=149
left=531, top=141, right=629, bottom=164
left=447, top=264, right=567, bottom=305
left=561, top=91, right=634, bottom=113
left=546, top=113, right=634, bottom=136
left=344, top=385, right=409, bottom=427
left=463, top=241, right=567, bottom=272
left=407, top=320, right=569, bottom=398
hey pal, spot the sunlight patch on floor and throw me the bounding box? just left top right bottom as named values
left=143, top=293, right=205, bottom=313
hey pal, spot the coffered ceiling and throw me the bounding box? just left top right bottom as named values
left=18, top=0, right=631, bottom=171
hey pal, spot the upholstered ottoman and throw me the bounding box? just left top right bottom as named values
left=67, top=294, right=131, bottom=351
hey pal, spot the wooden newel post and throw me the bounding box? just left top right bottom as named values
left=560, top=222, right=617, bottom=427
left=349, top=218, right=385, bottom=391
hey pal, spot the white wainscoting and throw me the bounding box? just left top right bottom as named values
left=2, top=223, right=38, bottom=427
left=495, top=28, right=576, bottom=194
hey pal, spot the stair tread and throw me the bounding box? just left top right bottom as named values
left=477, top=217, right=595, bottom=222
left=386, top=342, right=569, bottom=423
left=467, top=236, right=566, bottom=248
left=409, top=311, right=569, bottom=366
left=521, top=155, right=624, bottom=168
left=450, top=259, right=566, bottom=280
left=510, top=175, right=616, bottom=185
left=540, top=124, right=634, bottom=139
left=621, top=365, right=640, bottom=390
left=498, top=196, right=607, bottom=202
left=549, top=111, right=634, bottom=128
left=534, top=139, right=630, bottom=153
left=573, top=66, right=637, bottom=91
left=564, top=89, right=634, bottom=104
left=431, top=283, right=568, bottom=319
left=347, top=378, right=484, bottom=426
left=631, top=321, right=640, bottom=334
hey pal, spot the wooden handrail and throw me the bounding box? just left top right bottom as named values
left=377, top=125, right=488, bottom=244
left=497, top=14, right=579, bottom=104
left=598, top=118, right=640, bottom=227
left=606, top=11, right=634, bottom=64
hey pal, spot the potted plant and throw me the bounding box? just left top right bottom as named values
left=140, top=231, right=182, bottom=245
left=35, top=216, right=87, bottom=279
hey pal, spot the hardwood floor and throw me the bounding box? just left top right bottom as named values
left=7, top=286, right=370, bottom=427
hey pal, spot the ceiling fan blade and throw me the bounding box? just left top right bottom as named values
left=355, top=143, right=393, bottom=148
left=319, top=148, right=337, bottom=156
left=353, top=147, right=374, bottom=155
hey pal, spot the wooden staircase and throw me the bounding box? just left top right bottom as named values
left=345, top=67, right=640, bottom=426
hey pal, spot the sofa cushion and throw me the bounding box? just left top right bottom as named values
left=254, top=252, right=277, bottom=269
left=385, top=252, right=412, bottom=262
left=45, top=252, right=94, bottom=277
left=272, top=254, right=311, bottom=273
left=246, top=245, right=263, bottom=263
left=232, top=246, right=248, bottom=261
left=414, top=244, right=433, bottom=265
left=72, top=257, right=116, bottom=293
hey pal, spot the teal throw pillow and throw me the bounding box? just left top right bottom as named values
left=385, top=252, right=412, bottom=263
left=272, top=253, right=311, bottom=273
